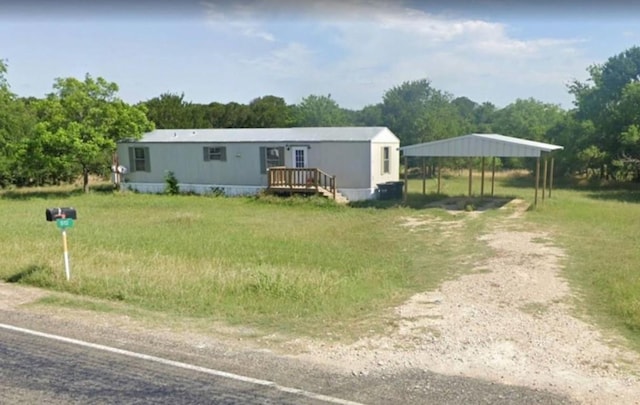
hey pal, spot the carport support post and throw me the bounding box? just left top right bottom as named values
left=480, top=156, right=485, bottom=197
left=542, top=157, right=548, bottom=203
left=534, top=156, right=540, bottom=207
left=491, top=157, right=496, bottom=196
left=548, top=157, right=555, bottom=198
left=403, top=155, right=408, bottom=203
left=437, top=160, right=442, bottom=194
left=422, top=157, right=426, bottom=195
left=468, top=158, right=473, bottom=197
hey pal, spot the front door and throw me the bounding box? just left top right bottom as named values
left=291, top=147, right=307, bottom=168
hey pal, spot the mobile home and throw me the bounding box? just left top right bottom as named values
left=116, top=127, right=400, bottom=201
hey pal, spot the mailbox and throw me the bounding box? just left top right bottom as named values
left=46, top=207, right=77, bottom=222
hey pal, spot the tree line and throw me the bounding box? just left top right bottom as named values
left=1, top=45, right=640, bottom=190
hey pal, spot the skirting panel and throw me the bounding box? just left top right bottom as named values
left=121, top=183, right=377, bottom=201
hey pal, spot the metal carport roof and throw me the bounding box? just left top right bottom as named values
left=399, top=133, right=563, bottom=157
left=398, top=133, right=564, bottom=207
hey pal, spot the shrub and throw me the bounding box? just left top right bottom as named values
left=164, top=171, right=180, bottom=195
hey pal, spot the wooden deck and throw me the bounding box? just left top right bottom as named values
left=267, top=167, right=347, bottom=202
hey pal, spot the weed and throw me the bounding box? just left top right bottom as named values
left=164, top=171, right=180, bottom=195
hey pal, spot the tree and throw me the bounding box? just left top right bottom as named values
left=293, top=94, right=349, bottom=127
left=142, top=92, right=192, bottom=129
left=546, top=113, right=596, bottom=176
left=184, top=103, right=212, bottom=128
left=569, top=46, right=640, bottom=179
left=491, top=98, right=565, bottom=142
left=33, top=74, right=154, bottom=191
left=248, top=95, right=294, bottom=128
left=350, top=103, right=384, bottom=126
left=451, top=96, right=477, bottom=123
left=382, top=78, right=478, bottom=174
left=0, top=60, right=37, bottom=187
left=611, top=82, right=640, bottom=179
left=473, top=102, right=497, bottom=133
left=451, top=97, right=496, bottom=133
left=490, top=98, right=567, bottom=169
left=382, top=79, right=433, bottom=145
left=19, top=114, right=79, bottom=186
left=381, top=79, right=465, bottom=146
left=219, top=102, right=251, bottom=128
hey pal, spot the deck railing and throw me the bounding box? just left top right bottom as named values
left=267, top=167, right=337, bottom=200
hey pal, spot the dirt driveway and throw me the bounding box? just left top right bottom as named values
left=290, top=201, right=640, bottom=404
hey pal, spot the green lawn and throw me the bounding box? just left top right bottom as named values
left=0, top=184, right=485, bottom=337
left=1, top=174, right=639, bottom=350
left=526, top=186, right=640, bottom=344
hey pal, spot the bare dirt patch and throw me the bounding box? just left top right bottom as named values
left=427, top=197, right=514, bottom=214
left=0, top=283, right=48, bottom=311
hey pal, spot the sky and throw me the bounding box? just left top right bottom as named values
left=1, top=0, right=639, bottom=111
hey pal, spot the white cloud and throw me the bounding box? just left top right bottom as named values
left=200, top=1, right=276, bottom=42
left=239, top=42, right=316, bottom=78
left=196, top=0, right=592, bottom=108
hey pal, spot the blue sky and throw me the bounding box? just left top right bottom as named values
left=1, top=0, right=639, bottom=110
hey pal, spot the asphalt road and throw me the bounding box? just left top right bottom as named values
left=0, top=326, right=346, bottom=405
left=0, top=308, right=577, bottom=405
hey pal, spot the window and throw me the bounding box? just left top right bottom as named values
left=203, top=146, right=227, bottom=161
left=128, top=147, right=150, bottom=172
left=382, top=146, right=390, bottom=174
left=266, top=147, right=281, bottom=167
left=260, top=146, right=285, bottom=173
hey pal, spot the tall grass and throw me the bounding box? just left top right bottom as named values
left=2, top=174, right=640, bottom=350
left=527, top=187, right=640, bottom=347
left=0, top=187, right=484, bottom=336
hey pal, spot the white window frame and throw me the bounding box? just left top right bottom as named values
left=382, top=146, right=390, bottom=174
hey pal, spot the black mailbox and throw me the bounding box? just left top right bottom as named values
left=46, top=207, right=77, bottom=221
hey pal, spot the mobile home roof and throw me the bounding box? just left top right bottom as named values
left=122, top=127, right=398, bottom=143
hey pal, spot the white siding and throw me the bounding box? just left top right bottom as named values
left=370, top=142, right=399, bottom=186
left=118, top=142, right=279, bottom=186
left=116, top=127, right=402, bottom=201
left=370, top=127, right=400, bottom=144
left=311, top=141, right=372, bottom=188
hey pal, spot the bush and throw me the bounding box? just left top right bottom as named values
left=164, top=171, right=180, bottom=195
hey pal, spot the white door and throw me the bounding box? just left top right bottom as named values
left=291, top=147, right=307, bottom=168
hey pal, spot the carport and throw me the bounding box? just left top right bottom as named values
left=399, top=133, right=564, bottom=207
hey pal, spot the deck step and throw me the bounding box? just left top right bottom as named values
left=319, top=188, right=349, bottom=204
left=267, top=167, right=348, bottom=203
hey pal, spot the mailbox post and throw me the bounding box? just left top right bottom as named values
left=46, top=207, right=77, bottom=281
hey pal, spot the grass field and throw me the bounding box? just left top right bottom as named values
left=0, top=182, right=487, bottom=338
left=1, top=172, right=639, bottom=350
left=526, top=184, right=640, bottom=344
